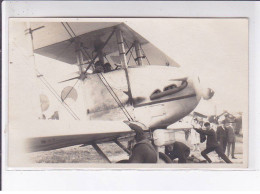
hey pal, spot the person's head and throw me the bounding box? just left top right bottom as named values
left=221, top=120, right=226, bottom=125
left=123, top=121, right=147, bottom=142
left=199, top=121, right=203, bottom=127
left=166, top=144, right=174, bottom=151
left=133, top=126, right=146, bottom=142
left=95, top=65, right=104, bottom=73
left=104, top=63, right=112, bottom=73
left=204, top=122, right=211, bottom=130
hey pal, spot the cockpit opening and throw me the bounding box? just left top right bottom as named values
left=150, top=81, right=188, bottom=100
left=151, top=89, right=162, bottom=96
left=164, top=84, right=177, bottom=91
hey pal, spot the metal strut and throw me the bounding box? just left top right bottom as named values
left=134, top=41, right=143, bottom=66
left=92, top=143, right=111, bottom=163
left=116, top=28, right=134, bottom=105
left=61, top=23, right=134, bottom=121
left=114, top=139, right=131, bottom=155
left=75, top=41, right=84, bottom=74
left=84, top=29, right=116, bottom=74
left=25, top=23, right=80, bottom=120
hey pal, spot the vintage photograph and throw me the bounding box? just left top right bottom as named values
left=8, top=18, right=248, bottom=168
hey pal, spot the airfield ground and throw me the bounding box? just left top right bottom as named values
left=28, top=135, right=244, bottom=164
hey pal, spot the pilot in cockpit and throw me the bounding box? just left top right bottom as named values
left=94, top=60, right=104, bottom=73
left=103, top=62, right=112, bottom=73
left=94, top=60, right=112, bottom=73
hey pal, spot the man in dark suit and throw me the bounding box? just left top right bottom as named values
left=194, top=122, right=232, bottom=163
left=216, top=121, right=227, bottom=153
left=226, top=124, right=237, bottom=159
left=165, top=141, right=190, bottom=163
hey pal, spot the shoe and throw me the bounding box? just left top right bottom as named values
left=232, top=156, right=237, bottom=159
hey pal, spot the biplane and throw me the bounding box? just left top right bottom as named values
left=13, top=21, right=215, bottom=163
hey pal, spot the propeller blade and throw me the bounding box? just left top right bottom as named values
left=58, top=76, right=80, bottom=83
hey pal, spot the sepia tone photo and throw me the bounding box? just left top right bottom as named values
left=7, top=18, right=248, bottom=168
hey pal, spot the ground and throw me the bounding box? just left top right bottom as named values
left=28, top=135, right=244, bottom=164
left=28, top=141, right=129, bottom=163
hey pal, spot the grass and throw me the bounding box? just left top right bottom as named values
left=28, top=135, right=244, bottom=164
left=29, top=141, right=129, bottom=163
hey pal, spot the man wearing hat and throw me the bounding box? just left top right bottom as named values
left=226, top=123, right=237, bottom=159
left=216, top=120, right=228, bottom=153
left=125, top=121, right=158, bottom=163
left=194, top=122, right=232, bottom=163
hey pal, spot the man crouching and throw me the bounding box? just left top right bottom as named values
left=165, top=141, right=190, bottom=163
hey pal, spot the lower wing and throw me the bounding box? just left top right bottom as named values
left=9, top=120, right=135, bottom=153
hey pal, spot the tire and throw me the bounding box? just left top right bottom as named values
left=158, top=152, right=173, bottom=163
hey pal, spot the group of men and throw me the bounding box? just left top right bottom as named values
left=216, top=121, right=237, bottom=159
left=193, top=122, right=232, bottom=163
left=121, top=120, right=236, bottom=164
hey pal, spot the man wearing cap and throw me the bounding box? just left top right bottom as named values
left=194, top=122, right=232, bottom=163
left=125, top=121, right=158, bottom=163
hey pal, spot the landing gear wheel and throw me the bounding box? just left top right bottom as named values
left=158, top=152, right=173, bottom=163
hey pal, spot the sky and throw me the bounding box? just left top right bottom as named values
left=9, top=18, right=248, bottom=120
left=126, top=18, right=248, bottom=115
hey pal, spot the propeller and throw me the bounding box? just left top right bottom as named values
left=202, top=88, right=215, bottom=100
left=58, top=76, right=80, bottom=83
left=58, top=72, right=88, bottom=83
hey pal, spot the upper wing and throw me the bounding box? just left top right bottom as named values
left=31, top=22, right=179, bottom=67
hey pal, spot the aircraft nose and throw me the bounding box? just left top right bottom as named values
left=192, top=75, right=214, bottom=100
left=202, top=88, right=215, bottom=100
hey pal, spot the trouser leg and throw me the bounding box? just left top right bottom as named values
left=178, top=149, right=190, bottom=163
left=219, top=139, right=224, bottom=152
left=215, top=146, right=232, bottom=163
left=201, top=147, right=215, bottom=163
left=231, top=141, right=235, bottom=157
left=227, top=142, right=231, bottom=157
left=178, top=157, right=186, bottom=163
left=185, top=149, right=190, bottom=158
left=223, top=140, right=227, bottom=154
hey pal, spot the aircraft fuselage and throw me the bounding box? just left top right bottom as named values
left=82, top=65, right=203, bottom=130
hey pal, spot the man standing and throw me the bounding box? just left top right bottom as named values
left=216, top=121, right=227, bottom=153
left=125, top=121, right=158, bottom=163
left=165, top=141, right=191, bottom=163
left=194, top=122, right=232, bottom=163
left=226, top=123, right=237, bottom=159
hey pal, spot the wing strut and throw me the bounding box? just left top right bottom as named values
left=60, top=23, right=134, bottom=121
left=92, top=143, right=111, bottom=163
left=26, top=23, right=80, bottom=120
left=83, top=28, right=116, bottom=75
left=116, top=29, right=134, bottom=105
left=114, top=139, right=131, bottom=155
left=134, top=41, right=143, bottom=66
